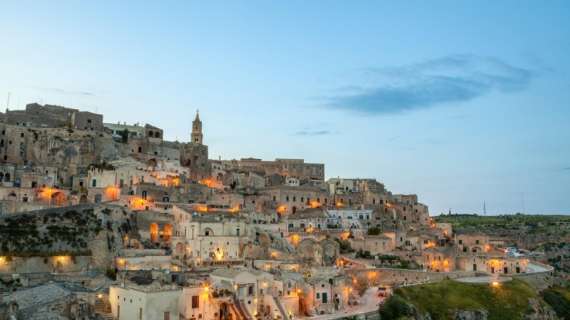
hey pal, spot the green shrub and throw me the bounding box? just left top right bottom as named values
left=542, top=288, right=570, bottom=319
left=379, top=294, right=413, bottom=319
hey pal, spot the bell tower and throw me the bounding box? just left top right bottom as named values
left=191, top=110, right=203, bottom=145
left=181, top=109, right=209, bottom=180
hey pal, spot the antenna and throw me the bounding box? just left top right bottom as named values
left=6, top=92, right=10, bottom=109
left=483, top=200, right=487, bottom=216
left=521, top=192, right=526, bottom=214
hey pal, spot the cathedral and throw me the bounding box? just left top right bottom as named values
left=180, top=111, right=209, bottom=180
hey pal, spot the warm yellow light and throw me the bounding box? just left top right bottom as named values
left=130, top=197, right=148, bottom=210
left=55, top=256, right=70, bottom=264
left=203, top=285, right=210, bottom=292
left=309, top=200, right=321, bottom=209
left=340, top=231, right=350, bottom=240
left=97, top=294, right=103, bottom=299
left=105, top=186, right=120, bottom=201
left=277, top=205, right=287, bottom=214
left=198, top=178, right=222, bottom=189
left=196, top=205, right=209, bottom=213
left=214, top=248, right=224, bottom=261
left=305, top=225, right=315, bottom=233
left=491, top=281, right=500, bottom=287
left=290, top=234, right=300, bottom=246
left=0, top=256, right=5, bottom=265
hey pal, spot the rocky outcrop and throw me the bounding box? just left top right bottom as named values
left=454, top=309, right=488, bottom=320
left=524, top=298, right=559, bottom=320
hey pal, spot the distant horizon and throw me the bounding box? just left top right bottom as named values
left=2, top=1, right=569, bottom=215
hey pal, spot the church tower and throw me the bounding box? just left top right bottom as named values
left=180, top=109, right=209, bottom=180
left=191, top=110, right=203, bottom=145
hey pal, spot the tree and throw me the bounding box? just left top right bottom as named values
left=119, top=129, right=129, bottom=143
left=379, top=294, right=413, bottom=319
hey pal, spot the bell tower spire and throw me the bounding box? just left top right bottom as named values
left=191, top=109, right=203, bottom=145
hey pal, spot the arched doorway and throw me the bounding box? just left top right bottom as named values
left=175, top=242, right=185, bottom=257
left=163, top=224, right=173, bottom=242
left=150, top=223, right=159, bottom=242
left=52, top=192, right=66, bottom=206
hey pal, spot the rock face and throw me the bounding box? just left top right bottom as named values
left=524, top=298, right=559, bottom=320
left=454, top=310, right=488, bottom=320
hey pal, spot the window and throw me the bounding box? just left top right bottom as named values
left=164, top=312, right=170, bottom=320
left=92, top=179, right=97, bottom=187
left=192, top=295, right=199, bottom=308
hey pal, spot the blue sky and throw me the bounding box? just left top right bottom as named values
left=1, top=1, right=569, bottom=214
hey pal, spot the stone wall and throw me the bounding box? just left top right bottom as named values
left=0, top=255, right=92, bottom=274
left=346, top=267, right=476, bottom=287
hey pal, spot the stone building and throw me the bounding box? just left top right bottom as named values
left=109, top=284, right=181, bottom=320
left=2, top=103, right=103, bottom=131
left=180, top=111, right=209, bottom=181
left=262, top=185, right=330, bottom=216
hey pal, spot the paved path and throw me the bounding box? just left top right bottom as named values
left=455, top=276, right=512, bottom=284
left=299, top=287, right=383, bottom=320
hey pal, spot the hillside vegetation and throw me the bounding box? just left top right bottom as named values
left=541, top=287, right=570, bottom=319
left=380, top=279, right=546, bottom=320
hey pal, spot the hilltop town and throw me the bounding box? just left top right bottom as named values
left=0, top=103, right=565, bottom=319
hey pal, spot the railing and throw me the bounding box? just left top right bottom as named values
left=273, top=295, right=289, bottom=320
left=233, top=296, right=253, bottom=320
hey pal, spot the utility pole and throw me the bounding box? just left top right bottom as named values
left=483, top=201, right=487, bottom=216
left=6, top=92, right=10, bottom=109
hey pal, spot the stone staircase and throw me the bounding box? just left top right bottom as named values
left=94, top=297, right=113, bottom=320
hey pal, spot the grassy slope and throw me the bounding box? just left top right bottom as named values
left=394, top=279, right=537, bottom=320
left=541, top=287, right=570, bottom=319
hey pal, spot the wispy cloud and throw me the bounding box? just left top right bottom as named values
left=33, top=87, right=96, bottom=96
left=294, top=129, right=334, bottom=136
left=325, top=55, right=535, bottom=115
left=563, top=167, right=570, bottom=171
